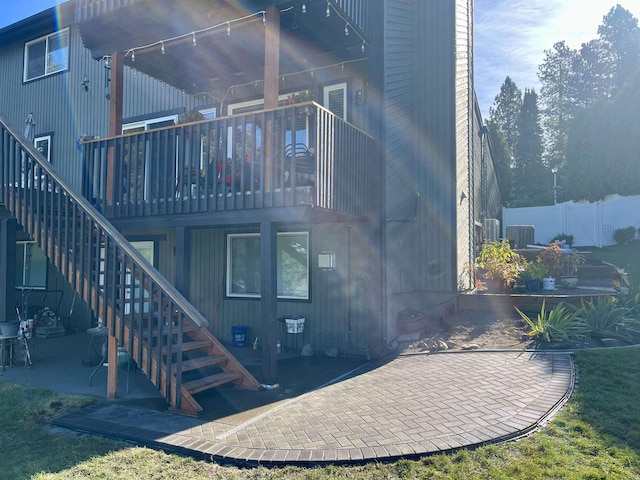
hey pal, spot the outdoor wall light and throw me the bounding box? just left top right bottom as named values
left=318, top=251, right=336, bottom=271
left=81, top=75, right=90, bottom=92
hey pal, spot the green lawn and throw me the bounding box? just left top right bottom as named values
left=591, top=241, right=640, bottom=284
left=0, top=346, right=638, bottom=479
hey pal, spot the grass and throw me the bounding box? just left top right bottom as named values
left=1, top=346, right=640, bottom=479
left=592, top=241, right=640, bottom=284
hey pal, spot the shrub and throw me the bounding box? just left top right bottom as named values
left=613, top=226, right=636, bottom=245
left=516, top=301, right=581, bottom=343
left=551, top=233, right=574, bottom=247
left=474, top=239, right=527, bottom=289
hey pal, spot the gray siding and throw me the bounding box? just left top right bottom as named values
left=120, top=223, right=377, bottom=357
left=0, top=23, right=201, bottom=191
left=455, top=0, right=475, bottom=290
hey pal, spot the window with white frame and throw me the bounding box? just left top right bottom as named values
left=24, top=29, right=69, bottom=82
left=323, top=82, right=347, bottom=119
left=226, top=232, right=309, bottom=299
left=34, top=135, right=51, bottom=162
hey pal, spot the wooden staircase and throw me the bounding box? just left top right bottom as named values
left=0, top=115, right=261, bottom=415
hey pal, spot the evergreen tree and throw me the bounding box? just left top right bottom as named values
left=488, top=77, right=522, bottom=154
left=538, top=41, right=580, bottom=168
left=511, top=89, right=547, bottom=206
left=485, top=118, right=513, bottom=205
left=564, top=70, right=640, bottom=201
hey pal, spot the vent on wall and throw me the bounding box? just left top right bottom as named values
left=484, top=218, right=500, bottom=241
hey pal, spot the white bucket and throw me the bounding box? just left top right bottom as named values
left=542, top=277, right=555, bottom=290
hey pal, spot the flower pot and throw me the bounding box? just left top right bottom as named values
left=484, top=278, right=504, bottom=293
left=526, top=279, right=542, bottom=292
left=542, top=277, right=556, bottom=290
left=559, top=275, right=578, bottom=288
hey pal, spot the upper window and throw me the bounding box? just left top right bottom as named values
left=24, top=29, right=70, bottom=82
left=226, top=232, right=310, bottom=300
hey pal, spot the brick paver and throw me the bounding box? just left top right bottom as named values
left=53, top=351, right=574, bottom=465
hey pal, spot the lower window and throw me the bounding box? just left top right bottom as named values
left=226, top=232, right=309, bottom=299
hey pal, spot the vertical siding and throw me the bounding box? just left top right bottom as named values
left=179, top=224, right=371, bottom=357
left=412, top=0, right=456, bottom=297
left=455, top=0, right=474, bottom=290
left=0, top=24, right=200, bottom=191
left=383, top=0, right=416, bottom=298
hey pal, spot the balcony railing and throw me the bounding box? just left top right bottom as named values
left=83, top=103, right=378, bottom=219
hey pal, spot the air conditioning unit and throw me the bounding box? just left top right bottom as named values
left=483, top=218, right=500, bottom=241
left=506, top=225, right=535, bottom=249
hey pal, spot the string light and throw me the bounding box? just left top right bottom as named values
left=302, top=3, right=306, bottom=13
left=323, top=2, right=368, bottom=52
left=215, top=57, right=367, bottom=110
left=124, top=11, right=266, bottom=60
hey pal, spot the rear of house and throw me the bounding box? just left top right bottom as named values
left=0, top=0, right=500, bottom=413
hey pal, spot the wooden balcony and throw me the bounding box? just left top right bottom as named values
left=82, top=103, right=378, bottom=220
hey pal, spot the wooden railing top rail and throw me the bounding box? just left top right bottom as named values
left=82, top=101, right=375, bottom=145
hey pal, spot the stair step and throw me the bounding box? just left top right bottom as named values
left=157, top=340, right=211, bottom=355
left=141, top=324, right=197, bottom=337
left=172, top=355, right=228, bottom=373
left=183, top=372, right=243, bottom=395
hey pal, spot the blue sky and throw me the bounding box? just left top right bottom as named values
left=2, top=1, right=640, bottom=119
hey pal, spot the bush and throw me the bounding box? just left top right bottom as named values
left=474, top=239, right=527, bottom=290
left=613, top=226, right=636, bottom=245
left=551, top=233, right=574, bottom=247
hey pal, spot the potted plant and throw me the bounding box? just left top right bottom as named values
left=539, top=242, right=564, bottom=290
left=474, top=239, right=526, bottom=292
left=559, top=249, right=585, bottom=288
left=519, top=258, right=547, bottom=292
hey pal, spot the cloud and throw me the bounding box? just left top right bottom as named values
left=474, top=0, right=640, bottom=118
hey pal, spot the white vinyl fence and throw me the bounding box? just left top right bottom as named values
left=502, top=194, right=640, bottom=247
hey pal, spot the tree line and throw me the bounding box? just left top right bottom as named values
left=488, top=5, right=640, bottom=206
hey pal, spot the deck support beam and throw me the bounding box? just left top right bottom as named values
left=260, top=220, right=278, bottom=383
left=107, top=50, right=124, bottom=400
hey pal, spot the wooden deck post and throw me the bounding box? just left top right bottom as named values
left=106, top=51, right=124, bottom=205
left=260, top=220, right=278, bottom=382
left=107, top=50, right=123, bottom=399
left=263, top=5, right=280, bottom=192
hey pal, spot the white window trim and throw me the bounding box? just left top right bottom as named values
left=122, top=114, right=178, bottom=133
left=34, top=135, right=51, bottom=162
left=323, top=82, right=347, bottom=119
left=226, top=232, right=310, bottom=300
left=23, top=28, right=70, bottom=82
left=122, top=115, right=178, bottom=201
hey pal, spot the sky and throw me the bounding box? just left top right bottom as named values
left=2, top=0, right=639, bottom=119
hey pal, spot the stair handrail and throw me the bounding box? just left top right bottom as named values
left=0, top=113, right=209, bottom=329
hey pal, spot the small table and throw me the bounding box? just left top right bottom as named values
left=0, top=335, right=18, bottom=373
left=87, top=327, right=108, bottom=386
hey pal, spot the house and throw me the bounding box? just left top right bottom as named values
left=0, top=0, right=501, bottom=415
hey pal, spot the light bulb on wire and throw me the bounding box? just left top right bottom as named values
left=192, top=33, right=197, bottom=46
left=326, top=3, right=330, bottom=17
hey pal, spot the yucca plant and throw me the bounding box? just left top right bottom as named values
left=515, top=301, right=581, bottom=343
left=569, top=297, right=627, bottom=337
